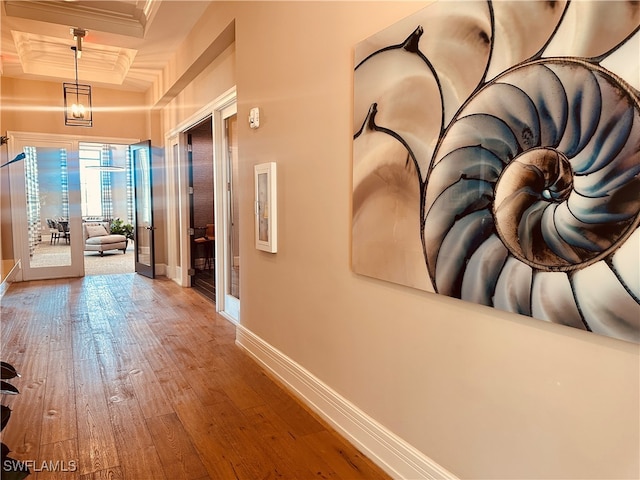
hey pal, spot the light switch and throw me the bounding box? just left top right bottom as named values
left=249, top=107, right=260, bottom=129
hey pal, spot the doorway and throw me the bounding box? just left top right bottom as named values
left=7, top=133, right=145, bottom=281
left=79, top=142, right=135, bottom=276
left=165, top=88, right=238, bottom=320
left=187, top=117, right=216, bottom=300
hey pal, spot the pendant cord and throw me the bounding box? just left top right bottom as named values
left=71, top=46, right=79, bottom=102
left=74, top=52, right=79, bottom=85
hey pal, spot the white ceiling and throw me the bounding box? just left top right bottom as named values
left=1, top=0, right=212, bottom=92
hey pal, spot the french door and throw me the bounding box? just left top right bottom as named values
left=131, top=140, right=155, bottom=278
left=7, top=132, right=143, bottom=281
left=8, top=135, right=83, bottom=280
left=215, top=100, right=239, bottom=321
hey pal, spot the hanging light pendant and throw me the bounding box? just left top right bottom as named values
left=63, top=39, right=92, bottom=127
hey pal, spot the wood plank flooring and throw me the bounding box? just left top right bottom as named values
left=1, top=274, right=390, bottom=480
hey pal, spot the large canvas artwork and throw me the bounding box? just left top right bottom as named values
left=352, top=0, right=640, bottom=343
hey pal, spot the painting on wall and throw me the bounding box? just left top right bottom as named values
left=255, top=162, right=278, bottom=253
left=352, top=0, right=640, bottom=343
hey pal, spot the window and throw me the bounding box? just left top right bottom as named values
left=79, top=144, right=102, bottom=216
left=79, top=142, right=133, bottom=222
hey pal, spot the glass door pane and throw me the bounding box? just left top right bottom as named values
left=25, top=146, right=71, bottom=268
left=217, top=103, right=240, bottom=321
left=131, top=140, right=155, bottom=278
left=226, top=113, right=239, bottom=301
left=213, top=98, right=239, bottom=321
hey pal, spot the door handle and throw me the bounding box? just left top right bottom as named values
left=144, top=226, right=156, bottom=230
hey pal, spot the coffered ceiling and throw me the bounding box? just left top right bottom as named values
left=1, top=0, right=211, bottom=92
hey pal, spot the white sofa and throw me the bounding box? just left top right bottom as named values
left=83, top=221, right=127, bottom=256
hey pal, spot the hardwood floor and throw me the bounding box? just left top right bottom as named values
left=1, top=274, right=390, bottom=480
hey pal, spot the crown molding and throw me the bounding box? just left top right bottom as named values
left=4, top=0, right=160, bottom=38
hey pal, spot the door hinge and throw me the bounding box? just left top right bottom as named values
left=188, top=268, right=195, bottom=276
left=188, top=186, right=194, bottom=194
left=187, top=144, right=193, bottom=152
left=188, top=228, right=195, bottom=235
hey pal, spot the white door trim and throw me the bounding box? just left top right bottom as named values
left=212, top=91, right=238, bottom=321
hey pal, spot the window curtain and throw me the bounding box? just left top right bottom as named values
left=60, top=148, right=69, bottom=220
left=100, top=144, right=113, bottom=220
left=24, top=146, right=40, bottom=257
left=126, top=147, right=134, bottom=225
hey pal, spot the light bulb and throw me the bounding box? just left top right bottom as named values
left=72, top=103, right=85, bottom=119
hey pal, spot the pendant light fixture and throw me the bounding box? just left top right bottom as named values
left=63, top=28, right=92, bottom=127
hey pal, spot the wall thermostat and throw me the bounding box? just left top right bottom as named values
left=249, top=107, right=260, bottom=129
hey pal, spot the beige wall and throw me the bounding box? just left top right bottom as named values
left=1, top=1, right=638, bottom=478
left=0, top=77, right=162, bottom=264
left=1, top=77, right=148, bottom=138
left=160, top=43, right=236, bottom=130
left=160, top=2, right=638, bottom=479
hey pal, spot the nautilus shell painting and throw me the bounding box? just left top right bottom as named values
left=352, top=0, right=640, bottom=343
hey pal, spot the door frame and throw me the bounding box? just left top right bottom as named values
left=215, top=100, right=239, bottom=322
left=166, top=135, right=181, bottom=282
left=165, top=108, right=214, bottom=288
left=6, top=131, right=139, bottom=281
left=163, top=87, right=237, bottom=319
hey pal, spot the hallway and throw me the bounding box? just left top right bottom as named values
left=1, top=275, right=389, bottom=479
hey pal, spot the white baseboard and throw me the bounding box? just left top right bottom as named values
left=0, top=259, right=22, bottom=298
left=235, top=325, right=457, bottom=480
left=155, top=263, right=166, bottom=276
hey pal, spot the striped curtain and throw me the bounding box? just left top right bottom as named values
left=24, top=147, right=40, bottom=257
left=126, top=146, right=134, bottom=225
left=60, top=148, right=69, bottom=219
left=100, top=144, right=113, bottom=219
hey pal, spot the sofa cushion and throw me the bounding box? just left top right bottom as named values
left=86, top=234, right=126, bottom=245
left=85, top=224, right=109, bottom=238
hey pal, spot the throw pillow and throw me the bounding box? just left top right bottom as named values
left=86, top=225, right=109, bottom=238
